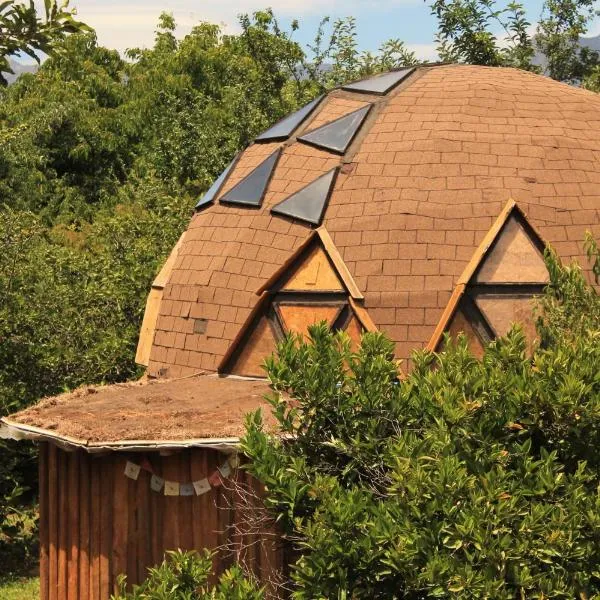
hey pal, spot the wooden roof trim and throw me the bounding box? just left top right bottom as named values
left=349, top=298, right=378, bottom=332
left=153, top=231, right=186, bottom=289
left=317, top=228, right=364, bottom=299
left=218, top=291, right=271, bottom=373
left=256, top=231, right=320, bottom=295
left=457, top=199, right=516, bottom=285
left=255, top=227, right=364, bottom=300
left=426, top=283, right=466, bottom=352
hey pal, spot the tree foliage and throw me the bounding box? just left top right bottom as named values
left=242, top=242, right=600, bottom=598
left=112, top=550, right=264, bottom=600
left=429, top=0, right=600, bottom=86
left=0, top=0, right=89, bottom=85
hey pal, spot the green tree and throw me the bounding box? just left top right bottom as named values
left=429, top=0, right=600, bottom=85
left=242, top=239, right=600, bottom=598
left=0, top=0, right=89, bottom=85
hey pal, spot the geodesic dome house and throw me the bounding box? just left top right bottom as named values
left=2, top=64, right=599, bottom=600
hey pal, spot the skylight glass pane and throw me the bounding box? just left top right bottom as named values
left=195, top=155, right=238, bottom=210
left=298, top=105, right=371, bottom=155
left=271, top=168, right=338, bottom=225
left=219, top=149, right=281, bottom=207
left=255, top=95, right=324, bottom=142
left=342, top=67, right=415, bottom=95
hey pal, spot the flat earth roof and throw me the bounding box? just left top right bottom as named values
left=0, top=375, right=276, bottom=451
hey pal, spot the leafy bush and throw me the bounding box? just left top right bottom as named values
left=241, top=241, right=600, bottom=599
left=112, top=550, right=264, bottom=600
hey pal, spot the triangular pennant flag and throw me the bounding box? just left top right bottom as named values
left=139, top=457, right=153, bottom=473
left=271, top=168, right=338, bottom=225
left=208, top=470, right=223, bottom=487
left=124, top=461, right=141, bottom=480
left=342, top=67, right=415, bottom=95
left=180, top=483, right=195, bottom=496
left=220, top=149, right=281, bottom=207
left=255, top=96, right=324, bottom=142
left=298, top=105, right=371, bottom=154
left=150, top=475, right=165, bottom=492
left=218, top=460, right=232, bottom=478
left=164, top=481, right=180, bottom=496
left=193, top=479, right=211, bottom=496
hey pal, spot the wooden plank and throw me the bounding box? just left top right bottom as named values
left=277, top=304, right=342, bottom=338
left=67, top=452, right=80, bottom=600
left=126, top=474, right=138, bottom=587
left=112, top=456, right=129, bottom=594
left=79, top=452, right=91, bottom=600
left=39, top=444, right=50, bottom=600
left=136, top=463, right=151, bottom=583
left=425, top=284, right=466, bottom=353
left=161, top=454, right=181, bottom=551
left=89, top=458, right=101, bottom=600
left=179, top=451, right=194, bottom=552
left=57, top=449, right=68, bottom=600
left=149, top=454, right=162, bottom=567
left=283, top=244, right=344, bottom=292
left=190, top=451, right=205, bottom=552
left=100, top=457, right=113, bottom=599
left=48, top=444, right=58, bottom=600
left=135, top=288, right=163, bottom=366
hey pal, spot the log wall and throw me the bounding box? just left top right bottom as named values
left=39, top=443, right=285, bottom=599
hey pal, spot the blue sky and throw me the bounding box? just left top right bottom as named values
left=31, top=0, right=600, bottom=62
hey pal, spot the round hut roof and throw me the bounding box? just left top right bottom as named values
left=143, top=64, right=600, bottom=378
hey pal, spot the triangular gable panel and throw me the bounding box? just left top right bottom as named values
left=344, top=314, right=364, bottom=351
left=474, top=214, right=549, bottom=284
left=475, top=295, right=538, bottom=344
left=255, top=96, right=324, bottom=142
left=277, top=304, right=343, bottom=337
left=298, top=104, right=372, bottom=155
left=271, top=168, right=338, bottom=226
left=228, top=315, right=278, bottom=378
left=195, top=154, right=238, bottom=210
left=342, top=68, right=415, bottom=95
left=220, top=149, right=281, bottom=207
left=282, top=244, right=345, bottom=292
left=445, top=308, right=486, bottom=359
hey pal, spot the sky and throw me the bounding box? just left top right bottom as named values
left=31, top=0, right=600, bottom=63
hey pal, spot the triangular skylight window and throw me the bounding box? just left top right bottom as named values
left=220, top=149, right=281, bottom=207
left=195, top=154, right=238, bottom=210
left=255, top=95, right=324, bottom=142
left=271, top=168, right=338, bottom=226
left=298, top=104, right=372, bottom=155
left=219, top=228, right=374, bottom=376
left=427, top=201, right=549, bottom=355
left=342, top=67, right=415, bottom=95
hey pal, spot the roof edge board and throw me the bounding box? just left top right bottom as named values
left=255, top=228, right=364, bottom=300
left=348, top=297, right=378, bottom=332
left=426, top=283, right=467, bottom=352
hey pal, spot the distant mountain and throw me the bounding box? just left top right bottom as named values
left=580, top=34, right=600, bottom=53
left=5, top=58, right=38, bottom=84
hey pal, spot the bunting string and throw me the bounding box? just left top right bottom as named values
left=123, top=454, right=241, bottom=497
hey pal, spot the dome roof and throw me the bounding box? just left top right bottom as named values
left=141, top=64, right=600, bottom=378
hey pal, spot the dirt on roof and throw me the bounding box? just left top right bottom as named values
left=5, top=375, right=277, bottom=444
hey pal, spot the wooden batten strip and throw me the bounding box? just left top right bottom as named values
left=136, top=464, right=151, bottom=583
left=89, top=458, right=101, bottom=600
left=348, top=298, right=378, bottom=332
left=48, top=444, right=58, bottom=600
left=256, top=231, right=319, bottom=295
left=317, top=228, right=364, bottom=299
left=57, top=450, right=68, bottom=599
left=179, top=451, right=194, bottom=552
left=149, top=454, right=162, bottom=567
left=161, top=454, right=181, bottom=553
left=39, top=444, right=50, bottom=600
left=457, top=199, right=516, bottom=286
left=79, top=452, right=91, bottom=600
left=112, top=456, right=128, bottom=594
left=100, top=457, right=113, bottom=599
left=426, top=284, right=466, bottom=352
left=190, top=452, right=204, bottom=552
left=67, top=452, right=80, bottom=600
